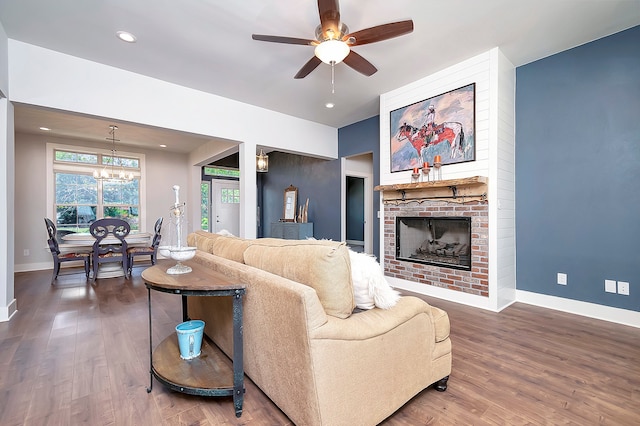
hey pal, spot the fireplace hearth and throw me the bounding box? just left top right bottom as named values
left=396, top=216, right=471, bottom=270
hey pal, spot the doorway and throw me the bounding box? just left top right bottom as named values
left=342, top=154, right=373, bottom=254
left=346, top=176, right=365, bottom=252
left=211, top=179, right=240, bottom=236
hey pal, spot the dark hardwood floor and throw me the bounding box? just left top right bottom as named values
left=1, top=267, right=639, bottom=425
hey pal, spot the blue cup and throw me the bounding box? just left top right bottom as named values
left=175, top=320, right=205, bottom=360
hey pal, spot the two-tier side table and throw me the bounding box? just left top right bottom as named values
left=142, top=259, right=246, bottom=417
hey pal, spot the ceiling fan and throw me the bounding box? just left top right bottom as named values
left=252, top=0, right=414, bottom=79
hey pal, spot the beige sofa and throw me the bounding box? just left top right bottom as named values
left=186, top=231, right=451, bottom=426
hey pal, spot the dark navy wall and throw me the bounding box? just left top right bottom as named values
left=338, top=116, right=381, bottom=259
left=257, top=116, right=380, bottom=256
left=260, top=151, right=341, bottom=241
left=516, top=25, right=640, bottom=311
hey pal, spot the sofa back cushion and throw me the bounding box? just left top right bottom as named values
left=187, top=230, right=216, bottom=253
left=186, top=231, right=250, bottom=263
left=243, top=238, right=355, bottom=319
left=211, top=236, right=251, bottom=263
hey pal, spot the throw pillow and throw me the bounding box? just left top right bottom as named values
left=349, top=250, right=401, bottom=310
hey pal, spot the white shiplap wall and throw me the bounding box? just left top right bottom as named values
left=490, top=49, right=517, bottom=311
left=379, top=48, right=516, bottom=311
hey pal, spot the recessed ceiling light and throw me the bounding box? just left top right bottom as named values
left=39, top=127, right=50, bottom=131
left=159, top=144, right=167, bottom=148
left=325, top=102, right=335, bottom=109
left=116, top=31, right=137, bottom=43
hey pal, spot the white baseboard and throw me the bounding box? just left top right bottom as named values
left=516, top=290, right=640, bottom=329
left=14, top=262, right=52, bottom=273
left=0, top=298, right=17, bottom=322
left=389, top=277, right=640, bottom=328
left=389, top=276, right=495, bottom=311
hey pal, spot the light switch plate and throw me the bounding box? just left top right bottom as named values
left=605, top=279, right=617, bottom=293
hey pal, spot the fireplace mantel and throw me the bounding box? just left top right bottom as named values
left=375, top=176, right=488, bottom=204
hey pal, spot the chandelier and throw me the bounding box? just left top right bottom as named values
left=93, top=125, right=134, bottom=182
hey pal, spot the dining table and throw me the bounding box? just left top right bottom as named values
left=61, top=231, right=152, bottom=278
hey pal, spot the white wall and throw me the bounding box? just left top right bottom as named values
left=379, top=48, right=516, bottom=312
left=0, top=22, right=7, bottom=94
left=8, top=41, right=338, bottom=159
left=491, top=49, right=517, bottom=311
left=0, top=21, right=16, bottom=321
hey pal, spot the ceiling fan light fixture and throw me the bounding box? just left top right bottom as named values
left=314, top=40, right=350, bottom=64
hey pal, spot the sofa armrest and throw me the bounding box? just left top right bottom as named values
left=307, top=295, right=450, bottom=426
left=309, top=296, right=436, bottom=341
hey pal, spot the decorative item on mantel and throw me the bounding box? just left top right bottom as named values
left=433, top=155, right=442, bottom=181
left=158, top=185, right=196, bottom=274
left=411, top=167, right=420, bottom=183
left=422, top=162, right=431, bottom=182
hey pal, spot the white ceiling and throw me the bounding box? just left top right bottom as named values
left=2, top=0, right=640, bottom=151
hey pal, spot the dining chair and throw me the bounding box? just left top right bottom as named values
left=44, top=217, right=91, bottom=285
left=89, top=218, right=131, bottom=281
left=127, top=217, right=163, bottom=275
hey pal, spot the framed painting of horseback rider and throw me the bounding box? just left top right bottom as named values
left=390, top=83, right=475, bottom=172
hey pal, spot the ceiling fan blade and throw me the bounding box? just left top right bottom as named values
left=318, top=0, right=341, bottom=39
left=294, top=56, right=323, bottom=79
left=343, top=50, right=377, bottom=76
left=344, top=20, right=414, bottom=46
left=252, top=34, right=316, bottom=46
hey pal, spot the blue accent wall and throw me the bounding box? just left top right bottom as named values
left=516, top=25, right=640, bottom=311
left=339, top=116, right=381, bottom=259
left=261, top=151, right=341, bottom=241
left=258, top=116, right=381, bottom=257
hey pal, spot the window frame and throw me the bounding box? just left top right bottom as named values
left=47, top=142, right=147, bottom=232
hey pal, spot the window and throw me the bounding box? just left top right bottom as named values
left=50, top=145, right=144, bottom=233
left=201, top=182, right=210, bottom=231
left=221, top=188, right=240, bottom=204
left=204, top=166, right=240, bottom=178
left=55, top=150, right=98, bottom=164
left=55, top=173, right=98, bottom=230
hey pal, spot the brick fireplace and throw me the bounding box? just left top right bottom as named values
left=377, top=177, right=489, bottom=297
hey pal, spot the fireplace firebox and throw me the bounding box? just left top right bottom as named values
left=396, top=216, right=471, bottom=270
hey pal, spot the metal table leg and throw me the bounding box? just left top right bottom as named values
left=146, top=286, right=153, bottom=393
left=232, top=289, right=244, bottom=417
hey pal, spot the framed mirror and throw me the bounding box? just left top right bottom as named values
left=283, top=185, right=298, bottom=222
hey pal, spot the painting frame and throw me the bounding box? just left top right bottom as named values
left=389, top=83, right=476, bottom=173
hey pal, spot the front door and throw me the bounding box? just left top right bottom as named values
left=212, top=180, right=240, bottom=236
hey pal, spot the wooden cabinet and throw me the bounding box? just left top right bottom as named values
left=270, top=222, right=314, bottom=240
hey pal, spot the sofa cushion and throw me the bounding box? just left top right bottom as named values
left=243, top=238, right=355, bottom=319
left=187, top=230, right=217, bottom=253
left=210, top=235, right=251, bottom=264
